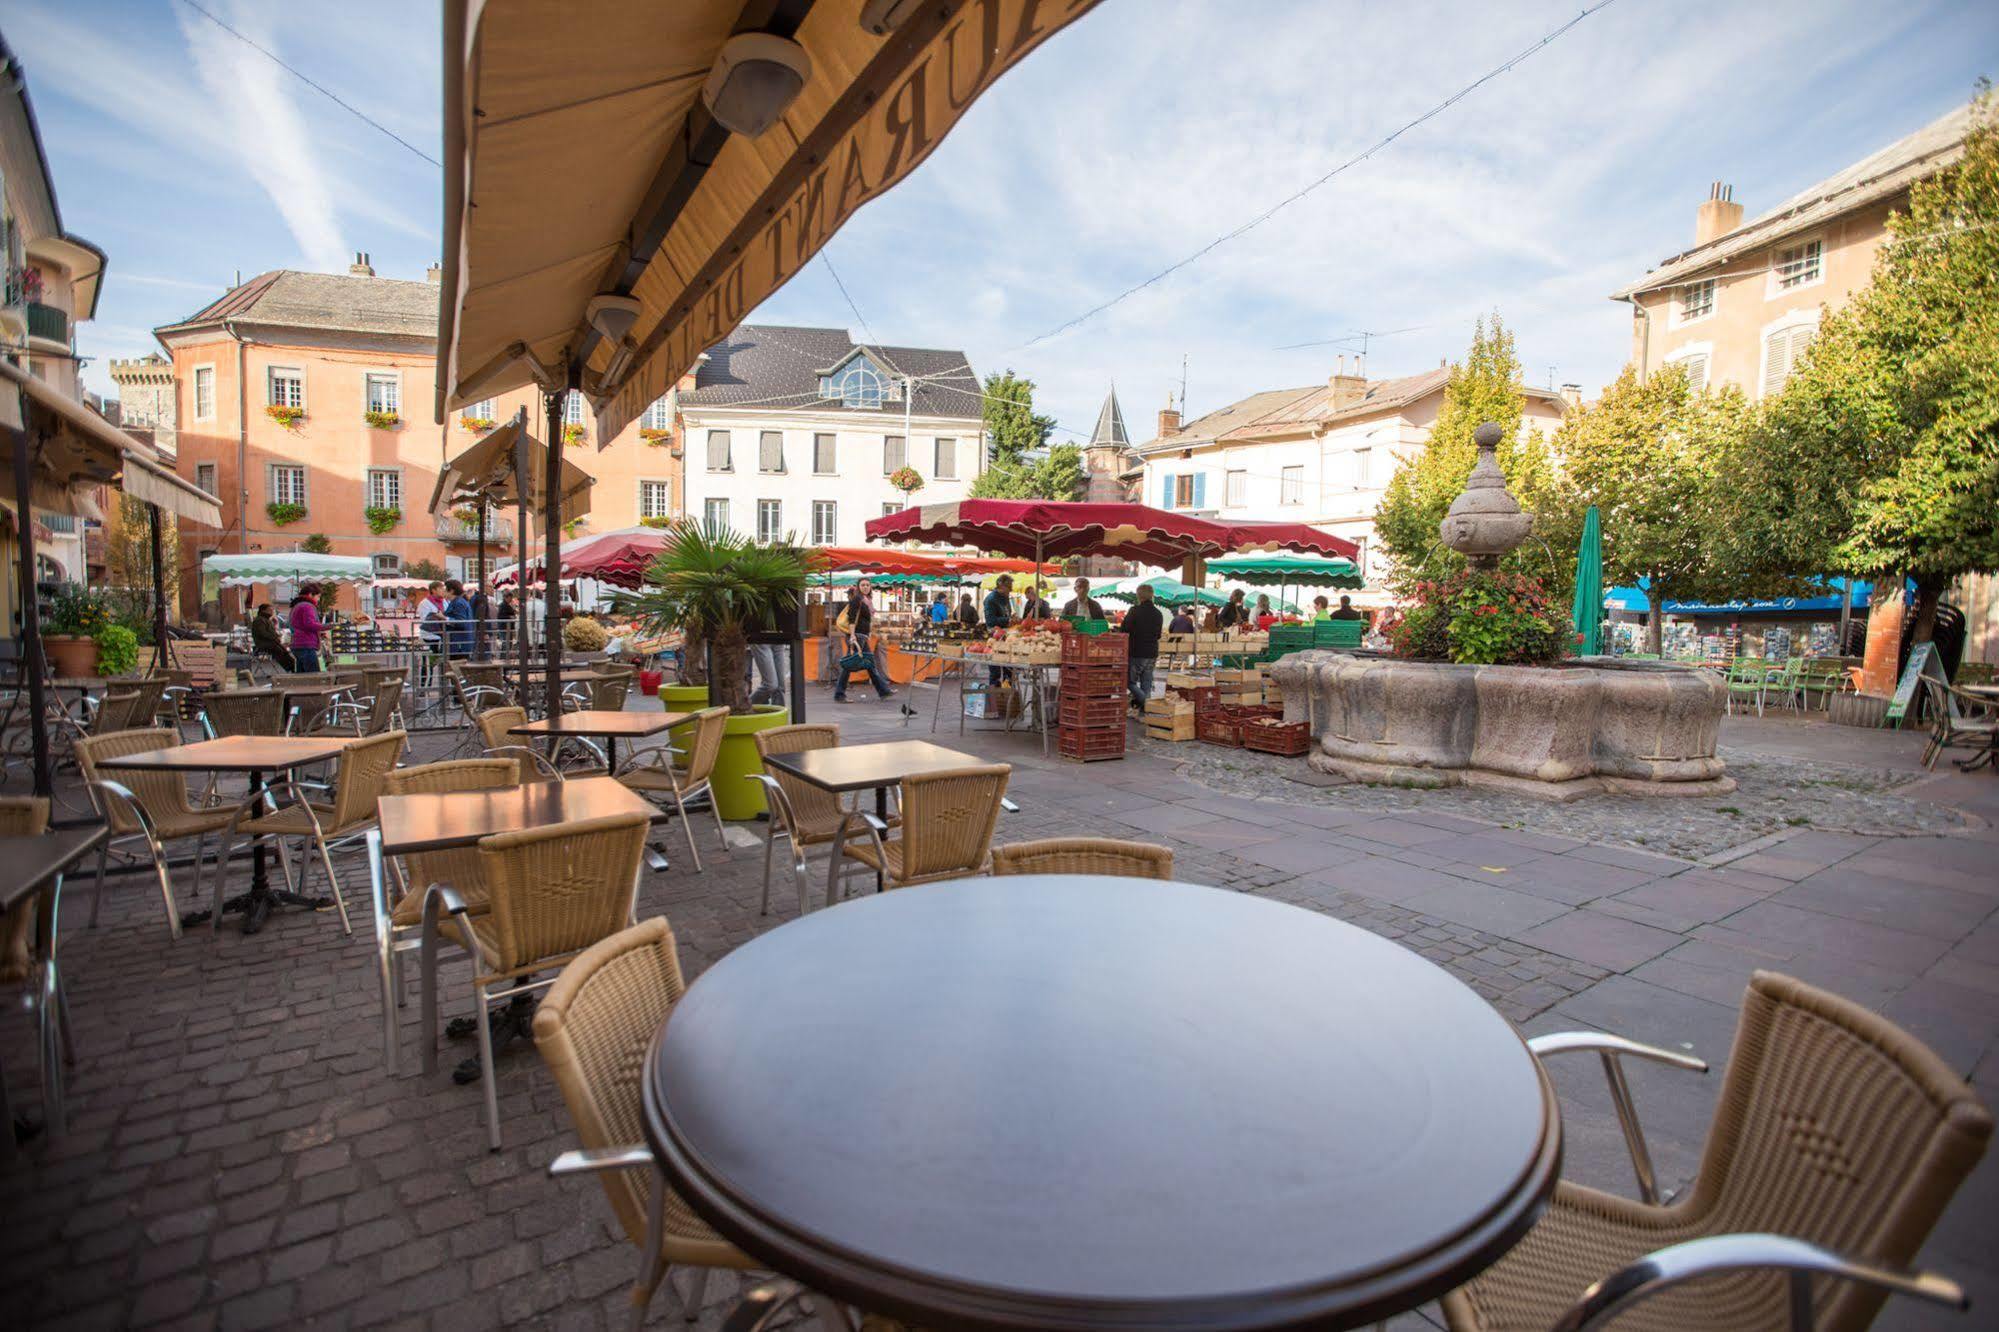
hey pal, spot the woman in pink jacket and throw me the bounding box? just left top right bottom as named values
left=288, top=583, right=324, bottom=673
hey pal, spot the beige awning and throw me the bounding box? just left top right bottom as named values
left=0, top=359, right=223, bottom=525
left=436, top=0, right=1101, bottom=438
left=429, top=415, right=594, bottom=519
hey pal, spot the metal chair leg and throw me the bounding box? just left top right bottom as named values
left=88, top=841, right=109, bottom=928
left=758, top=819, right=777, bottom=915
left=630, top=1165, right=669, bottom=1330
left=473, top=980, right=502, bottom=1152
left=673, top=787, right=702, bottom=873
left=682, top=1267, right=711, bottom=1324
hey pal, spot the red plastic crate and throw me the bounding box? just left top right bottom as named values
left=1060, top=632, right=1128, bottom=665
left=1196, top=712, right=1244, bottom=747
left=1056, top=726, right=1127, bottom=762
left=1059, top=663, right=1127, bottom=699
left=1174, top=684, right=1221, bottom=711
left=1058, top=694, right=1128, bottom=729
left=1241, top=718, right=1310, bottom=756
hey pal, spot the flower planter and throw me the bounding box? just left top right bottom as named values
left=712, top=704, right=790, bottom=820
left=42, top=635, right=98, bottom=679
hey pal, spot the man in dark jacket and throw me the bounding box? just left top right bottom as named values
left=1118, top=583, right=1163, bottom=710
left=982, top=574, right=1014, bottom=685
left=1060, top=576, right=1104, bottom=620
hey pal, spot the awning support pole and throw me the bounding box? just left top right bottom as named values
left=542, top=384, right=567, bottom=716
left=149, top=503, right=173, bottom=669
left=513, top=410, right=531, bottom=702
left=11, top=415, right=52, bottom=796
left=474, top=504, right=488, bottom=660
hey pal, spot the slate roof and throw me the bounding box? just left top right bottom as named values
left=1090, top=387, right=1129, bottom=446
left=1137, top=369, right=1564, bottom=452
left=1612, top=101, right=1976, bottom=299
left=156, top=270, right=440, bottom=340
left=681, top=324, right=982, bottom=421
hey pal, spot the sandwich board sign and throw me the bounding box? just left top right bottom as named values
left=1884, top=641, right=1945, bottom=724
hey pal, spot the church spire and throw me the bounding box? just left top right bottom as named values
left=1090, top=384, right=1129, bottom=448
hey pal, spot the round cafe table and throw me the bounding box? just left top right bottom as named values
left=644, top=876, right=1560, bottom=1330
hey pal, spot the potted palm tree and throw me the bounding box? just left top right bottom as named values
left=619, top=522, right=805, bottom=818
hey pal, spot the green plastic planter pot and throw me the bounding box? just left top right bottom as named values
left=712, top=704, right=791, bottom=820
left=660, top=684, right=710, bottom=711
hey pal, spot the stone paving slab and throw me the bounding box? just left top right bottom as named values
left=1, top=688, right=1994, bottom=1328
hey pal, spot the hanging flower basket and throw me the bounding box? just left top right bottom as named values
left=640, top=427, right=672, bottom=447
left=364, top=506, right=402, bottom=535
left=364, top=409, right=402, bottom=430
left=266, top=501, right=307, bottom=527
left=459, top=415, right=497, bottom=433
left=889, top=466, right=924, bottom=494
left=265, top=405, right=306, bottom=427
left=453, top=506, right=481, bottom=527
left=562, top=423, right=586, bottom=445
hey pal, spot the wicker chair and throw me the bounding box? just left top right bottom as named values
left=537, top=917, right=759, bottom=1325
left=86, top=690, right=147, bottom=736
left=1441, top=971, right=1992, bottom=1332
left=579, top=669, right=632, bottom=713
left=419, top=811, right=650, bottom=1150
left=318, top=676, right=405, bottom=737
left=829, top=764, right=1010, bottom=904
left=744, top=723, right=889, bottom=917
left=476, top=705, right=571, bottom=783
left=991, top=837, right=1173, bottom=879
left=75, top=728, right=239, bottom=941
left=201, top=689, right=287, bottom=738
left=0, top=797, right=49, bottom=983
left=616, top=706, right=730, bottom=871
left=370, top=758, right=519, bottom=1072
left=1917, top=677, right=1998, bottom=771
left=214, top=730, right=407, bottom=936
left=0, top=795, right=71, bottom=1152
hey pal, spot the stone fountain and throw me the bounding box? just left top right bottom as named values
left=1269, top=423, right=1732, bottom=800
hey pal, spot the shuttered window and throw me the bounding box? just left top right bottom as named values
left=934, top=437, right=957, bottom=479
left=1671, top=352, right=1710, bottom=393
left=883, top=435, right=906, bottom=473
left=706, top=430, right=732, bottom=471
left=813, top=433, right=836, bottom=473
left=1761, top=325, right=1815, bottom=399
left=759, top=431, right=784, bottom=473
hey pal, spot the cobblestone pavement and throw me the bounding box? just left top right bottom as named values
left=2, top=690, right=1994, bottom=1329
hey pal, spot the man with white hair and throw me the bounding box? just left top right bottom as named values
left=1061, top=577, right=1104, bottom=620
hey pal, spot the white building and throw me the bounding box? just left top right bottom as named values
left=677, top=325, right=984, bottom=546
left=1132, top=364, right=1571, bottom=586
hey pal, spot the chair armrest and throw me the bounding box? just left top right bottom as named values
left=422, top=882, right=471, bottom=919
left=484, top=744, right=566, bottom=781
left=854, top=811, right=890, bottom=836
left=1528, top=1031, right=1707, bottom=1205
left=548, top=1144, right=654, bottom=1176
left=1552, top=1233, right=1968, bottom=1332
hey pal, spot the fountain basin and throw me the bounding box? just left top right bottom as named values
left=1267, top=651, right=1732, bottom=801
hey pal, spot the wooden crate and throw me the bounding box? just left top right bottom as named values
left=1144, top=714, right=1197, bottom=742
left=1214, top=667, right=1262, bottom=687
left=1144, top=697, right=1193, bottom=719
left=1220, top=690, right=1264, bottom=706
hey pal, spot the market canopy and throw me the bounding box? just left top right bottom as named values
left=1206, top=553, right=1363, bottom=588
left=202, top=552, right=375, bottom=588
left=434, top=0, right=1101, bottom=439
left=808, top=546, right=1049, bottom=577
left=1100, top=575, right=1227, bottom=608
left=866, top=500, right=1359, bottom=569
left=428, top=414, right=593, bottom=517
left=1, top=358, right=221, bottom=525
left=493, top=525, right=678, bottom=589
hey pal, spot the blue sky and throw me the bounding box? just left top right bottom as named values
left=11, top=0, right=1997, bottom=441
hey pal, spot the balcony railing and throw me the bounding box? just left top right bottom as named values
left=435, top=511, right=514, bottom=544
left=25, top=302, right=68, bottom=345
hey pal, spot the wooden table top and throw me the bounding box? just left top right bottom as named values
left=497, top=664, right=613, bottom=680
left=0, top=827, right=110, bottom=912
left=510, top=710, right=690, bottom=739
left=376, top=776, right=662, bottom=855
left=761, top=739, right=986, bottom=794
left=94, top=735, right=358, bottom=773
left=646, top=876, right=1559, bottom=1330
left=213, top=684, right=350, bottom=700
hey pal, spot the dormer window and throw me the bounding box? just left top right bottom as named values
left=819, top=354, right=891, bottom=408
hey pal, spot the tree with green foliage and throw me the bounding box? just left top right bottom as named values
left=1721, top=92, right=1999, bottom=645
left=1555, top=364, right=1764, bottom=653
left=1374, top=314, right=1567, bottom=592
left=969, top=370, right=1081, bottom=499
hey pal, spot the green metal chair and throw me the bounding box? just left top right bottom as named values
left=1724, top=658, right=1770, bottom=716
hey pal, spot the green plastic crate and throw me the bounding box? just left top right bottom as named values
left=1313, top=620, right=1365, bottom=649
left=1070, top=618, right=1111, bottom=635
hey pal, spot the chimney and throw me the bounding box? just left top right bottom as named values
left=1694, top=182, right=1742, bottom=246
left=348, top=251, right=375, bottom=277
left=425, top=262, right=441, bottom=284
left=1327, top=353, right=1367, bottom=409
left=1157, top=392, right=1182, bottom=437
left=1559, top=383, right=1582, bottom=410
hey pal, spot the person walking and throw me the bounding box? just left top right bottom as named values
left=1061, top=577, right=1104, bottom=620
left=417, top=581, right=445, bottom=650
left=250, top=602, right=296, bottom=671
left=288, top=584, right=324, bottom=673
left=443, top=579, right=476, bottom=658
left=1119, top=583, right=1163, bottom=711
left=833, top=580, right=897, bottom=704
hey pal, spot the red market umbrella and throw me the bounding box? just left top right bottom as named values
left=495, top=526, right=672, bottom=589
left=808, top=546, right=1050, bottom=577
left=864, top=500, right=1358, bottom=570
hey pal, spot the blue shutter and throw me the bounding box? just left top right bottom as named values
left=1161, top=473, right=1174, bottom=509
left=1193, top=472, right=1207, bottom=509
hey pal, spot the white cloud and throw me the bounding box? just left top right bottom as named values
left=172, top=1, right=349, bottom=272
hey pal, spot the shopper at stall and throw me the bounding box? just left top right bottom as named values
left=983, top=575, right=1015, bottom=686
left=1329, top=594, right=1365, bottom=621
left=834, top=579, right=897, bottom=704
left=288, top=584, right=325, bottom=673
left=1253, top=594, right=1278, bottom=631
left=1061, top=577, right=1104, bottom=620
left=1020, top=581, right=1053, bottom=620
left=250, top=602, right=295, bottom=671
left=1169, top=605, right=1197, bottom=635
left=1119, top=583, right=1163, bottom=711
left=930, top=591, right=951, bottom=624
left=1313, top=595, right=1331, bottom=619
left=1218, top=587, right=1249, bottom=629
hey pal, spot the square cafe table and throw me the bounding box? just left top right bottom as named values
left=760, top=739, right=986, bottom=894
left=510, top=709, right=690, bottom=772
left=0, top=825, right=109, bottom=1160
left=95, top=734, right=359, bottom=934
left=367, top=776, right=668, bottom=1072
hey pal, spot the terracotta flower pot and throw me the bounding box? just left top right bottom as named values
left=43, top=635, right=100, bottom=679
